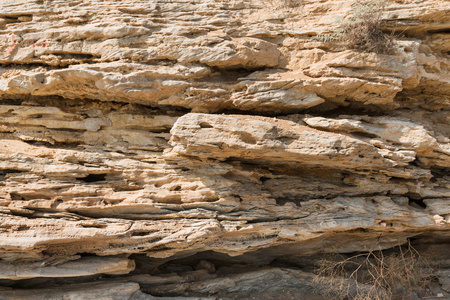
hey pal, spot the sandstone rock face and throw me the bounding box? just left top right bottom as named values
left=0, top=0, right=449, bottom=298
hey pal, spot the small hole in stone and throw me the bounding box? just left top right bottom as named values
left=260, top=176, right=270, bottom=183
left=408, top=198, right=427, bottom=209
left=78, top=174, right=107, bottom=183
left=199, top=122, right=213, bottom=128
left=10, top=193, right=24, bottom=200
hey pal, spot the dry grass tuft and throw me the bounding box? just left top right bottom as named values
left=312, top=242, right=434, bottom=300
left=316, top=0, right=394, bottom=54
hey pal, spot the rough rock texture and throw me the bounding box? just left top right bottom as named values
left=0, top=0, right=449, bottom=298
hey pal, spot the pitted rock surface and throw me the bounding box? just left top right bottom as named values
left=0, top=0, right=449, bottom=298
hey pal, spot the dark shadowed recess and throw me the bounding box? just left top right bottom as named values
left=1, top=234, right=447, bottom=295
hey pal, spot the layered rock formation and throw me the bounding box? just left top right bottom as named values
left=0, top=0, right=449, bottom=298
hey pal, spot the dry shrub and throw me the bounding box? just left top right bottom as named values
left=313, top=243, right=434, bottom=300
left=316, top=0, right=394, bottom=54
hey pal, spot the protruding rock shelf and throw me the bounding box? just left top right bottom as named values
left=0, top=0, right=449, bottom=298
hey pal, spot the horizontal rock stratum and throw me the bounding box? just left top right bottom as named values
left=0, top=0, right=449, bottom=299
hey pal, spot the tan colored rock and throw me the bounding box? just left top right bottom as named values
left=0, top=255, right=135, bottom=280
left=0, top=0, right=448, bottom=297
left=303, top=113, right=450, bottom=168
left=168, top=113, right=429, bottom=177
left=0, top=282, right=143, bottom=300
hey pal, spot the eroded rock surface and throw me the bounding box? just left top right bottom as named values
left=0, top=0, right=449, bottom=298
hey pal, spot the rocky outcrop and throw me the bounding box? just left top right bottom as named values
left=0, top=0, right=449, bottom=298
